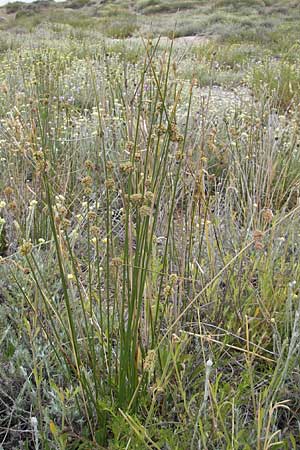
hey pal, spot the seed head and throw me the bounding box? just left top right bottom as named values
left=140, top=205, right=152, bottom=217
left=163, top=285, right=173, bottom=297
left=253, top=230, right=263, bottom=241
left=254, top=241, right=264, bottom=251
left=253, top=229, right=264, bottom=250
left=126, top=141, right=134, bottom=152
left=81, top=175, right=93, bottom=194
left=169, top=273, right=178, bottom=284
left=111, top=257, right=123, bottom=267
left=20, top=240, right=33, bottom=256
left=84, top=160, right=95, bottom=170
left=120, top=161, right=134, bottom=174
left=155, top=124, right=167, bottom=136
left=57, top=205, right=67, bottom=217
left=169, top=123, right=183, bottom=142
left=33, top=150, right=44, bottom=161
left=106, top=161, right=114, bottom=171
left=81, top=176, right=92, bottom=187
left=145, top=191, right=154, bottom=203
left=156, top=102, right=163, bottom=113
left=60, top=218, right=71, bottom=229
left=130, top=193, right=143, bottom=205
left=87, top=211, right=97, bottom=221
left=91, top=225, right=100, bottom=237
left=3, top=186, right=14, bottom=197
left=262, top=208, right=273, bottom=223
left=144, top=349, right=156, bottom=372
left=134, top=152, right=141, bottom=162
left=175, top=151, right=184, bottom=161
left=105, top=178, right=115, bottom=189
left=36, top=159, right=49, bottom=173
left=8, top=201, right=17, bottom=211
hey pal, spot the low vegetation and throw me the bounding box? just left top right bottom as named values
left=0, top=1, right=300, bottom=449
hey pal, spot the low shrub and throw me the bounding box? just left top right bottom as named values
left=251, top=58, right=300, bottom=110
left=6, top=1, right=25, bottom=14
left=68, top=0, right=93, bottom=10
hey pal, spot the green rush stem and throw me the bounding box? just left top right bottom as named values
left=42, top=173, right=97, bottom=436
left=154, top=83, right=193, bottom=334
left=90, top=65, right=113, bottom=390
left=118, top=52, right=148, bottom=407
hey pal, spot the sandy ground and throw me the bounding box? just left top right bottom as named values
left=106, top=34, right=212, bottom=47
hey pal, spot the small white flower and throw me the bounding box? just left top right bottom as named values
left=29, top=199, right=38, bottom=209
left=30, top=416, right=38, bottom=427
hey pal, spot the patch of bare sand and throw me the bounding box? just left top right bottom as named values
left=107, top=35, right=212, bottom=47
